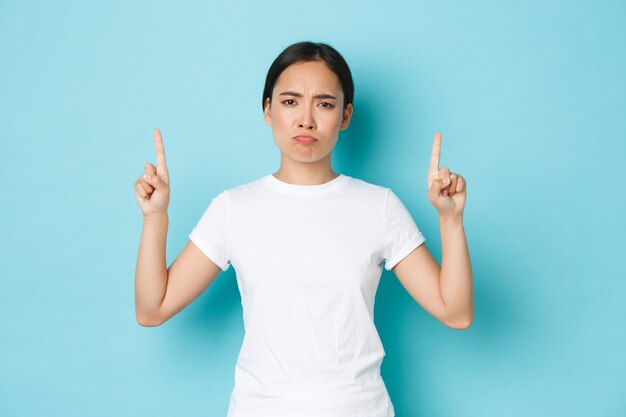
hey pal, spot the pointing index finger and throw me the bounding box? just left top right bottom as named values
left=154, top=128, right=168, bottom=176
left=429, top=132, right=442, bottom=173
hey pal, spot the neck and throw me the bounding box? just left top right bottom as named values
left=273, top=155, right=339, bottom=186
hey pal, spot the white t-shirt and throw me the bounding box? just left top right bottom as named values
left=189, top=173, right=426, bottom=417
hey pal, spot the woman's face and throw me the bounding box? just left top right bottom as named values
left=263, top=60, right=353, bottom=164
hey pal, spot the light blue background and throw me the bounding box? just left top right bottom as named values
left=1, top=1, right=624, bottom=416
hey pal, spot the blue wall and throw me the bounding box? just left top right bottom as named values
left=1, top=1, right=624, bottom=416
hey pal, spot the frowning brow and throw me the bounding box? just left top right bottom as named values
left=278, top=91, right=337, bottom=100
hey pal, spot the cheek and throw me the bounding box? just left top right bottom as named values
left=271, top=110, right=291, bottom=129
left=327, top=110, right=343, bottom=127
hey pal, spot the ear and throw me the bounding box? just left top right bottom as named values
left=339, top=102, right=353, bottom=130
left=263, top=97, right=272, bottom=125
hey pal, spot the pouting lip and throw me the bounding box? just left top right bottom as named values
left=293, top=135, right=318, bottom=141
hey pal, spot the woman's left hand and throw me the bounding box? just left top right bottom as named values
left=426, top=132, right=467, bottom=217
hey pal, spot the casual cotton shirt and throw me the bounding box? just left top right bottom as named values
left=189, top=173, right=426, bottom=417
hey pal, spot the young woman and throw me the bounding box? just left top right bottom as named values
left=134, top=41, right=473, bottom=417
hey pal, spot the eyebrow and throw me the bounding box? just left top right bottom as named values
left=278, top=91, right=338, bottom=100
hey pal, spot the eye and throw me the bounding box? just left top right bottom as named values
left=318, top=102, right=335, bottom=109
left=281, top=99, right=296, bottom=106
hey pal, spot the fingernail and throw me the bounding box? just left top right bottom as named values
left=143, top=174, right=151, bottom=180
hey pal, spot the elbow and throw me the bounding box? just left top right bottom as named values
left=448, top=318, right=472, bottom=330
left=445, top=311, right=473, bottom=330
left=137, top=319, right=160, bottom=327
left=136, top=311, right=163, bottom=327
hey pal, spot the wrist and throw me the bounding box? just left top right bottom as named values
left=143, top=212, right=168, bottom=222
left=439, top=213, right=463, bottom=226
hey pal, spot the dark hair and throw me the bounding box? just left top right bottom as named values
left=262, top=41, right=354, bottom=110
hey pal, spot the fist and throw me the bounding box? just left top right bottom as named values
left=426, top=132, right=467, bottom=217
left=134, top=129, right=171, bottom=217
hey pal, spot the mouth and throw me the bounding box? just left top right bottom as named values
left=293, top=135, right=318, bottom=143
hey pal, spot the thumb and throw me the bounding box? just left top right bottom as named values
left=142, top=173, right=166, bottom=191
left=144, top=163, right=157, bottom=176
left=428, top=178, right=447, bottom=201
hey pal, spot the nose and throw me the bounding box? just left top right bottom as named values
left=297, top=103, right=316, bottom=130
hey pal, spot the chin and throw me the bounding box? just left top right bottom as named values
left=282, top=148, right=332, bottom=163
left=288, top=153, right=327, bottom=163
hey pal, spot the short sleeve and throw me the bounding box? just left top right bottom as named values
left=383, top=188, right=426, bottom=271
left=188, top=190, right=231, bottom=271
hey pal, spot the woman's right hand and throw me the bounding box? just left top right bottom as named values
left=134, top=128, right=171, bottom=217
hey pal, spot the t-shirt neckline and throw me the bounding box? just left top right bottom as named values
left=261, top=173, right=349, bottom=196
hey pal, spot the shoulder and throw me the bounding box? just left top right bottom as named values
left=343, top=175, right=391, bottom=200
left=211, top=175, right=274, bottom=207
left=194, top=176, right=261, bottom=208
left=223, top=174, right=267, bottom=196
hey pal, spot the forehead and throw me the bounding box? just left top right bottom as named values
left=274, top=60, right=342, bottom=94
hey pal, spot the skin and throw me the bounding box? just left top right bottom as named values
left=263, top=60, right=353, bottom=185
left=391, top=132, right=474, bottom=329
left=133, top=61, right=473, bottom=330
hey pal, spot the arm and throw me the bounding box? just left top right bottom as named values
left=134, top=213, right=169, bottom=326
left=391, top=131, right=473, bottom=329
left=134, top=213, right=224, bottom=326
left=391, top=215, right=473, bottom=330
left=133, top=129, right=224, bottom=326
left=438, top=214, right=473, bottom=327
